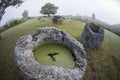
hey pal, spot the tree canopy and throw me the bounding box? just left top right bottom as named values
left=0, top=0, right=23, bottom=20
left=40, top=3, right=58, bottom=17
left=22, top=10, right=28, bottom=18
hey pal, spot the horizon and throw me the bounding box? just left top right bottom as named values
left=0, top=0, right=120, bottom=26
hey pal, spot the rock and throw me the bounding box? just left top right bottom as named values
left=52, top=16, right=63, bottom=24
left=14, top=27, right=87, bottom=80
left=80, top=23, right=104, bottom=49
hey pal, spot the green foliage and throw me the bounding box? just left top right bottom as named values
left=0, top=27, right=5, bottom=33
left=12, top=0, right=23, bottom=6
left=0, top=17, right=30, bottom=33
left=40, top=3, right=58, bottom=16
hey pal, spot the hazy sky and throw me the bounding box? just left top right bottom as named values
left=0, top=0, right=120, bottom=26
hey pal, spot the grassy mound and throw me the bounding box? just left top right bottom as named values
left=0, top=17, right=120, bottom=80
left=34, top=43, right=74, bottom=69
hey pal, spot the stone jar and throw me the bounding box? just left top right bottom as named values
left=80, top=23, right=104, bottom=49
left=14, top=27, right=87, bottom=80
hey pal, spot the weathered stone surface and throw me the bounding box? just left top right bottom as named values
left=14, top=27, right=87, bottom=80
left=52, top=16, right=63, bottom=24
left=80, top=23, right=104, bottom=49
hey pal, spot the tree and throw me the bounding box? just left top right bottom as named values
left=0, top=0, right=23, bottom=20
left=22, top=10, right=28, bottom=18
left=92, top=13, right=96, bottom=20
left=40, top=3, right=58, bottom=17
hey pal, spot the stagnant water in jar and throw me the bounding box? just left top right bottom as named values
left=34, top=43, right=75, bottom=69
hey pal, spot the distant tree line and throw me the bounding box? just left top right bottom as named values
left=0, top=17, right=30, bottom=33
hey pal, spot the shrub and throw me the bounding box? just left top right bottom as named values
left=0, top=27, right=5, bottom=33
left=0, top=17, right=31, bottom=33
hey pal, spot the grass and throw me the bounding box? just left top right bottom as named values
left=34, top=43, right=75, bottom=69
left=0, top=17, right=120, bottom=80
left=0, top=17, right=31, bottom=33
left=72, top=16, right=120, bottom=36
left=83, top=30, right=120, bottom=80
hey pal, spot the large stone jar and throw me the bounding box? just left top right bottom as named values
left=80, top=23, right=104, bottom=49
left=14, top=27, right=87, bottom=80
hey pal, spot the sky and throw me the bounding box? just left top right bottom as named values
left=0, top=0, right=120, bottom=26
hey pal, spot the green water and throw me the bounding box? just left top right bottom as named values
left=34, top=43, right=75, bottom=69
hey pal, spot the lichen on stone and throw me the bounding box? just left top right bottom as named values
left=14, top=27, right=87, bottom=80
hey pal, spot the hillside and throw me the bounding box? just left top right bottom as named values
left=112, top=24, right=120, bottom=35
left=112, top=24, right=120, bottom=29
left=0, top=17, right=120, bottom=80
left=71, top=16, right=120, bottom=36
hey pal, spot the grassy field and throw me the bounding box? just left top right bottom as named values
left=0, top=17, right=120, bottom=80
left=83, top=30, right=120, bottom=80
